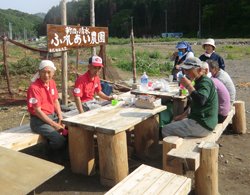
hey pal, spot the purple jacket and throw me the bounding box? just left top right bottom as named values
left=211, top=77, right=231, bottom=116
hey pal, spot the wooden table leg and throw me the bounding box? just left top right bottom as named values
left=97, top=131, right=128, bottom=187
left=173, top=98, right=187, bottom=117
left=134, top=115, right=159, bottom=159
left=68, top=126, right=95, bottom=175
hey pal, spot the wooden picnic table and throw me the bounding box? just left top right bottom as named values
left=131, top=82, right=188, bottom=116
left=0, top=146, right=64, bottom=195
left=62, top=102, right=166, bottom=187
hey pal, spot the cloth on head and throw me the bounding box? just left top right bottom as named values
left=180, top=57, right=202, bottom=70
left=31, top=60, right=56, bottom=82
left=89, top=55, right=104, bottom=67
left=202, top=38, right=216, bottom=49
left=39, top=60, right=56, bottom=71
left=176, top=41, right=193, bottom=52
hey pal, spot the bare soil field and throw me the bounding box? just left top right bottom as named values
left=0, top=41, right=249, bottom=194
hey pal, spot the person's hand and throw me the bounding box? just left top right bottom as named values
left=58, top=117, right=65, bottom=128
left=170, top=51, right=178, bottom=60
left=53, top=122, right=64, bottom=131
left=180, top=76, right=192, bottom=88
left=175, top=64, right=180, bottom=70
left=173, top=115, right=184, bottom=121
left=108, top=94, right=118, bottom=101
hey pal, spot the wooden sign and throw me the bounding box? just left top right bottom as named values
left=47, top=24, right=108, bottom=53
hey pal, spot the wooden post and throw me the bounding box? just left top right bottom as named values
left=97, top=131, right=128, bottom=187
left=162, top=136, right=183, bottom=175
left=195, top=142, right=219, bottom=195
left=99, top=45, right=106, bottom=80
left=75, top=24, right=80, bottom=79
left=90, top=0, right=96, bottom=55
left=130, top=17, right=136, bottom=84
left=134, top=115, right=159, bottom=159
left=60, top=0, right=68, bottom=106
left=2, top=36, right=13, bottom=95
left=232, top=101, right=247, bottom=134
left=68, top=126, right=95, bottom=175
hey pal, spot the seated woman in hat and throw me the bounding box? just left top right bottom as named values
left=171, top=41, right=194, bottom=81
left=199, top=38, right=225, bottom=70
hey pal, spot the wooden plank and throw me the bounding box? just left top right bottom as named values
left=159, top=175, right=191, bottom=195
left=105, top=164, right=154, bottom=194
left=63, top=104, right=166, bottom=135
left=62, top=109, right=79, bottom=118
left=105, top=164, right=191, bottom=195
left=127, top=168, right=165, bottom=194
left=0, top=146, right=63, bottom=195
left=165, top=107, right=235, bottom=171
left=0, top=124, right=45, bottom=151
left=142, top=171, right=176, bottom=195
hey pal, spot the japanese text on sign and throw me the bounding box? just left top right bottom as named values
left=47, top=24, right=108, bottom=53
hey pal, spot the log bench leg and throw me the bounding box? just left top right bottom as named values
left=195, top=142, right=219, bottom=195
left=134, top=115, right=159, bottom=159
left=162, top=136, right=184, bottom=175
left=97, top=131, right=128, bottom=187
left=232, top=100, right=247, bottom=134
left=68, top=126, right=95, bottom=175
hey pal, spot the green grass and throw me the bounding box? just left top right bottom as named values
left=107, top=44, right=173, bottom=76
left=217, top=45, right=250, bottom=60
left=1, top=38, right=249, bottom=81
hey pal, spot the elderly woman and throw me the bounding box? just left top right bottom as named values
left=199, top=38, right=225, bottom=70
left=171, top=41, right=194, bottom=81
left=27, top=60, right=66, bottom=157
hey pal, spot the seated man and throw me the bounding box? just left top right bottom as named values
left=207, top=59, right=236, bottom=103
left=162, top=57, right=218, bottom=138
left=27, top=60, right=66, bottom=156
left=73, top=55, right=114, bottom=113
left=201, top=61, right=231, bottom=123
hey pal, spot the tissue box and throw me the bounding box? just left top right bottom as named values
left=135, top=95, right=161, bottom=109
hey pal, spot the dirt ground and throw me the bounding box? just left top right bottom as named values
left=0, top=42, right=250, bottom=194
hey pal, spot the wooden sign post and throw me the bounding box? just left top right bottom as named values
left=47, top=24, right=108, bottom=53
left=47, top=24, right=108, bottom=105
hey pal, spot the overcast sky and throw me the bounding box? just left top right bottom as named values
left=0, top=0, right=63, bottom=14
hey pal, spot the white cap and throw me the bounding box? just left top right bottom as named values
left=180, top=57, right=202, bottom=70
left=89, top=56, right=103, bottom=67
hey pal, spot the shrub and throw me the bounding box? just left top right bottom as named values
left=8, top=57, right=39, bottom=75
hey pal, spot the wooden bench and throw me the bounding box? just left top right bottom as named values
left=0, top=109, right=79, bottom=151
left=105, top=164, right=191, bottom=195
left=0, top=124, right=45, bottom=151
left=162, top=100, right=247, bottom=195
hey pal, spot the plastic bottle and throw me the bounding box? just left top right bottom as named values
left=176, top=71, right=184, bottom=82
left=140, top=72, right=149, bottom=91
